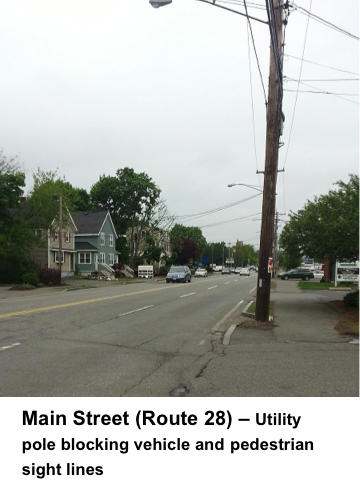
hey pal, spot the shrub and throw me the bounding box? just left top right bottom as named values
left=21, top=270, right=39, bottom=287
left=112, top=261, right=126, bottom=278
left=38, top=267, right=61, bottom=285
left=320, top=277, right=326, bottom=283
left=343, top=290, right=359, bottom=308
left=159, top=266, right=168, bottom=274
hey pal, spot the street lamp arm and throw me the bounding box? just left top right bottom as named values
left=228, top=183, right=263, bottom=193
left=149, top=0, right=268, bottom=25
left=196, top=0, right=268, bottom=24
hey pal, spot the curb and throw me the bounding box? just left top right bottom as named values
left=242, top=300, right=274, bottom=322
left=242, top=301, right=255, bottom=319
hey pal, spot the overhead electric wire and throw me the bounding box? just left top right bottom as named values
left=198, top=212, right=262, bottom=229
left=174, top=193, right=262, bottom=222
left=285, top=77, right=359, bottom=82
left=283, top=0, right=312, bottom=169
left=244, top=0, right=268, bottom=108
left=290, top=2, right=359, bottom=41
left=265, top=0, right=284, bottom=101
left=285, top=54, right=359, bottom=76
left=245, top=17, right=262, bottom=187
left=284, top=78, right=359, bottom=104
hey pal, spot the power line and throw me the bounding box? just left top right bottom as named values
left=244, top=0, right=268, bottom=107
left=199, top=212, right=262, bottom=228
left=283, top=0, right=312, bottom=169
left=284, top=89, right=359, bottom=103
left=290, top=2, right=359, bottom=41
left=174, top=193, right=262, bottom=222
left=285, top=78, right=359, bottom=82
left=284, top=54, right=359, bottom=76
left=284, top=78, right=359, bottom=104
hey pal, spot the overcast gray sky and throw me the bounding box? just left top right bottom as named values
left=1, top=0, right=358, bottom=248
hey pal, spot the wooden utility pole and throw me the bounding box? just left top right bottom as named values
left=59, top=196, right=62, bottom=281
left=255, top=0, right=284, bottom=321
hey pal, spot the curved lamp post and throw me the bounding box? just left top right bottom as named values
left=228, top=183, right=263, bottom=193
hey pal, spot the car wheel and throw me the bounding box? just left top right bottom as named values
left=166, top=280, right=170, bottom=284
left=283, top=275, right=289, bottom=280
left=303, top=275, right=310, bottom=281
left=189, top=277, right=191, bottom=283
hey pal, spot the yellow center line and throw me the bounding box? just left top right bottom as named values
left=0, top=284, right=187, bottom=320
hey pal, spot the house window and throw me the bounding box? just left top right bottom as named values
left=79, top=252, right=91, bottom=264
left=54, top=232, right=58, bottom=241
left=65, top=232, right=70, bottom=243
left=99, top=253, right=105, bottom=263
left=109, top=234, right=113, bottom=247
left=100, top=232, right=105, bottom=246
left=109, top=253, right=114, bottom=265
left=55, top=252, right=64, bottom=263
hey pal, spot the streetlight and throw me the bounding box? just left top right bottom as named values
left=52, top=195, right=62, bottom=281
left=228, top=183, right=263, bottom=193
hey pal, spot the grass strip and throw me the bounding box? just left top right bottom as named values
left=298, top=282, right=358, bottom=290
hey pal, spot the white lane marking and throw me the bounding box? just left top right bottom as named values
left=180, top=292, right=196, bottom=298
left=199, top=339, right=206, bottom=345
left=0, top=343, right=21, bottom=352
left=250, top=286, right=257, bottom=293
left=211, top=300, right=244, bottom=334
left=234, top=279, right=238, bottom=282
left=208, top=286, right=217, bottom=290
left=224, top=282, right=230, bottom=285
left=118, top=305, right=154, bottom=317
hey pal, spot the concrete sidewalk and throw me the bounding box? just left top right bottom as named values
left=188, top=280, right=359, bottom=397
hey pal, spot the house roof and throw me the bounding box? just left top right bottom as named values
left=71, top=211, right=118, bottom=237
left=75, top=242, right=98, bottom=251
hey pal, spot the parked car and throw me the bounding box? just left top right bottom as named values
left=221, top=267, right=231, bottom=275
left=234, top=267, right=241, bottom=274
left=240, top=268, right=250, bottom=276
left=195, top=268, right=208, bottom=278
left=312, top=270, right=324, bottom=280
left=166, top=266, right=191, bottom=283
left=280, top=268, right=314, bottom=281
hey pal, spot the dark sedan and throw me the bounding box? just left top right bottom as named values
left=280, top=269, right=314, bottom=281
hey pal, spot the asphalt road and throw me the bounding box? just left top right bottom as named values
left=0, top=274, right=256, bottom=396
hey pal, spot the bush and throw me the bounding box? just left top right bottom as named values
left=112, top=261, right=126, bottom=278
left=320, top=277, right=326, bottom=283
left=21, top=269, right=39, bottom=287
left=343, top=290, right=359, bottom=308
left=159, top=266, right=168, bottom=274
left=38, top=267, right=61, bottom=285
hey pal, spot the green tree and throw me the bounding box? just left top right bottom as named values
left=279, top=174, right=359, bottom=262
left=234, top=241, right=258, bottom=267
left=202, top=241, right=227, bottom=266
left=0, top=153, right=37, bottom=281
left=170, top=224, right=207, bottom=261
left=25, top=169, right=76, bottom=231
left=90, top=168, right=161, bottom=267
left=282, top=252, right=302, bottom=271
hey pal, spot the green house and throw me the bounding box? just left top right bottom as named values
left=72, top=211, right=118, bottom=278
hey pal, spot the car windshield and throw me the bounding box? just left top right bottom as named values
left=170, top=267, right=185, bottom=273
